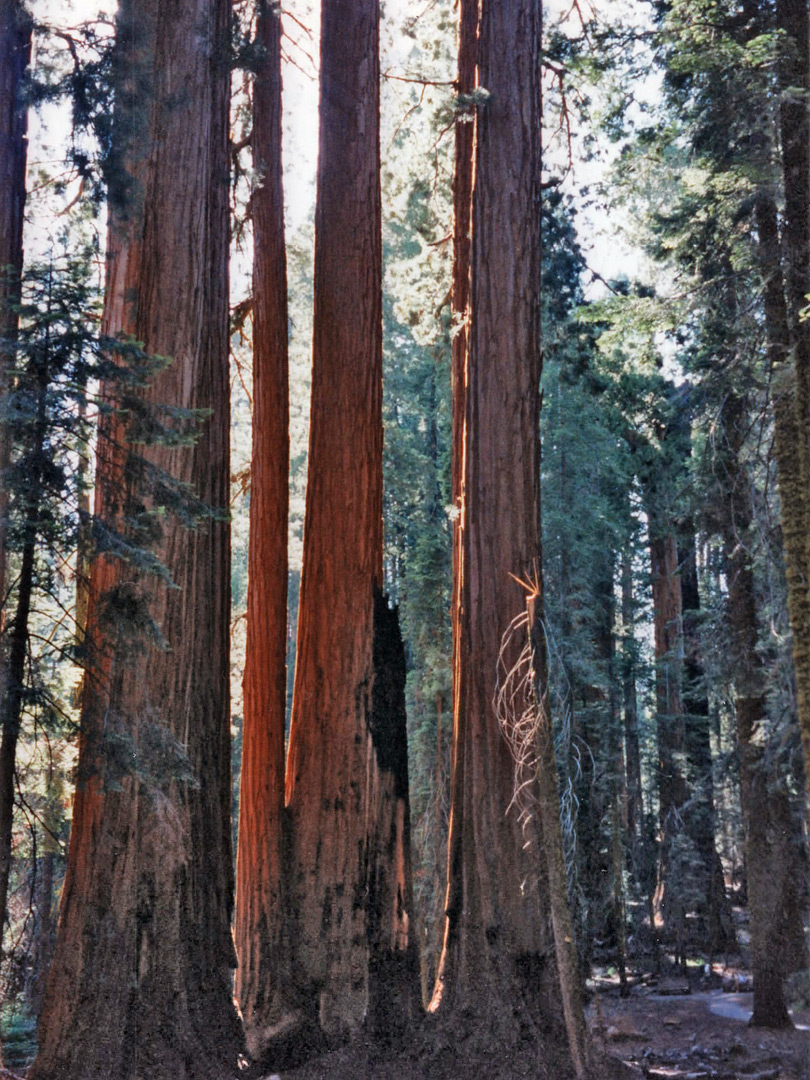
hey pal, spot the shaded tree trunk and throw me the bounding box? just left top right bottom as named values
left=0, top=0, right=31, bottom=645
left=678, top=531, right=735, bottom=954
left=719, top=394, right=798, bottom=1028
left=366, top=593, right=420, bottom=1041
left=233, top=0, right=292, bottom=1062
left=0, top=10, right=32, bottom=1002
left=776, top=0, right=810, bottom=792
left=431, top=2, right=584, bottom=1073
left=31, top=2, right=240, bottom=1076
left=620, top=550, right=644, bottom=851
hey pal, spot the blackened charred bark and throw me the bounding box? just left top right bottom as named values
left=366, top=591, right=419, bottom=1042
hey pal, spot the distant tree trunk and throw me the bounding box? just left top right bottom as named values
left=719, top=393, right=800, bottom=1028
left=285, top=0, right=415, bottom=1043
left=646, top=517, right=689, bottom=953
left=431, top=2, right=585, bottom=1073
left=31, top=2, right=240, bottom=1076
left=233, top=0, right=292, bottom=1063
left=620, top=550, right=643, bottom=850
left=678, top=531, right=735, bottom=954
left=776, top=0, right=810, bottom=792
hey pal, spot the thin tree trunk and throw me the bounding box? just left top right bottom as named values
left=620, top=550, right=643, bottom=850
left=0, top=22, right=32, bottom=970
left=0, top=0, right=31, bottom=645
left=776, top=0, right=810, bottom=792
left=31, top=2, right=239, bottom=1075
left=233, top=0, right=292, bottom=1062
left=678, top=531, right=735, bottom=954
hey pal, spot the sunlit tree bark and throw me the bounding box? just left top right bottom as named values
left=31, top=3, right=239, bottom=1076
left=431, top=3, right=585, bottom=1072
left=233, top=0, right=292, bottom=1061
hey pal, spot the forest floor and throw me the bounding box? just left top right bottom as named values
left=259, top=969, right=810, bottom=1080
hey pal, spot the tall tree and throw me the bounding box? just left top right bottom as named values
left=431, top=1, right=586, bottom=1072
left=30, top=2, right=240, bottom=1076
left=0, top=0, right=32, bottom=980
left=233, top=0, right=291, bottom=1061
left=284, top=0, right=415, bottom=1044
left=775, top=0, right=810, bottom=793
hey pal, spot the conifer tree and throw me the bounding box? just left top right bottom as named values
left=31, top=1, right=240, bottom=1075
left=431, top=3, right=587, bottom=1073
left=284, top=0, right=416, bottom=1045
left=233, top=0, right=291, bottom=1060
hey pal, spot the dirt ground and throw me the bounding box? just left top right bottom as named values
left=255, top=979, right=810, bottom=1080
left=590, top=982, right=810, bottom=1080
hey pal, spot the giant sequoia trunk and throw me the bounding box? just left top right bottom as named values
left=431, top=2, right=583, bottom=1071
left=31, top=3, right=240, bottom=1077
left=284, top=0, right=414, bottom=1043
left=233, top=0, right=292, bottom=1061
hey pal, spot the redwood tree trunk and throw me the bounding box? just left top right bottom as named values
left=431, top=0, right=577, bottom=1069
left=233, top=0, right=292, bottom=1062
left=31, top=2, right=239, bottom=1076
left=284, top=0, right=414, bottom=1041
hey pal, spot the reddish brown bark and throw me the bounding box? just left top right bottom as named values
left=233, top=0, right=291, bottom=1061
left=31, top=2, right=239, bottom=1076
left=284, top=0, right=415, bottom=1041
left=431, top=1, right=576, bottom=1067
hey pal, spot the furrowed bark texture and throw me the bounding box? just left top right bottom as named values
left=720, top=394, right=797, bottom=1028
left=0, top=9, right=31, bottom=1009
left=776, top=0, right=810, bottom=793
left=0, top=0, right=30, bottom=635
left=234, top=0, right=291, bottom=1061
left=284, top=0, right=390, bottom=1038
left=432, top=2, right=574, bottom=1066
left=31, top=2, right=239, bottom=1076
